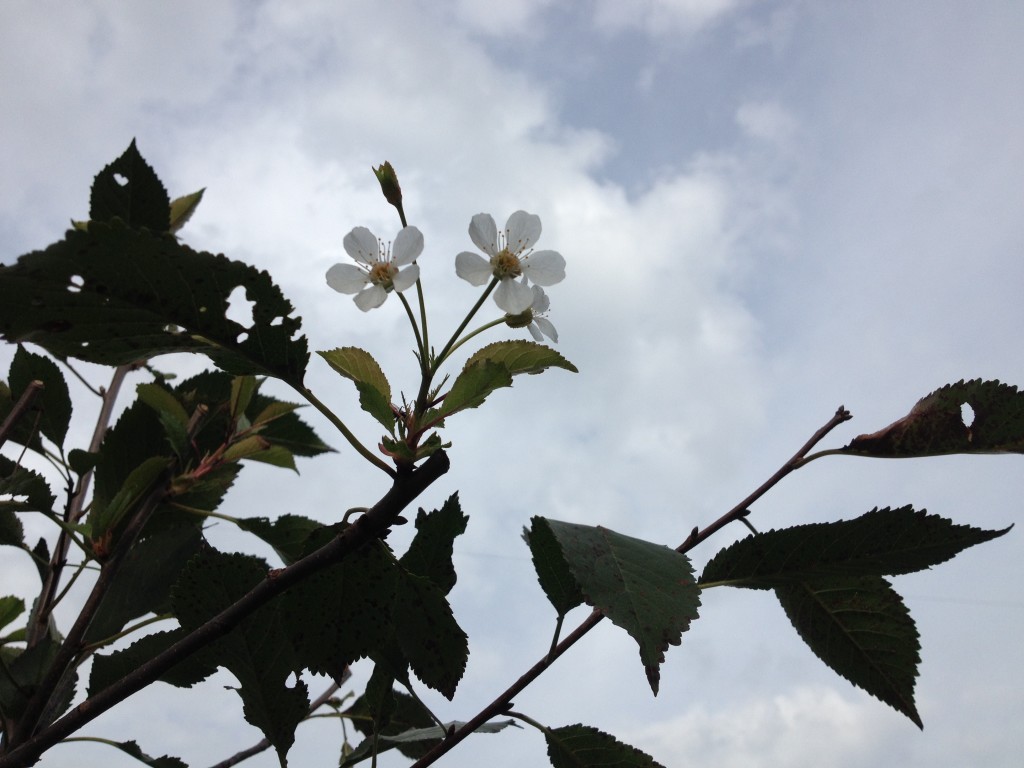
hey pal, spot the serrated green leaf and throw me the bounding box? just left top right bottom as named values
left=0, top=378, right=44, bottom=453
left=172, top=549, right=307, bottom=763
left=0, top=221, right=308, bottom=383
left=464, top=340, right=578, bottom=376
left=545, top=724, right=666, bottom=768
left=89, top=140, right=170, bottom=231
left=318, top=347, right=394, bottom=430
left=101, top=739, right=187, bottom=768
left=526, top=517, right=584, bottom=617
left=169, top=188, right=205, bottom=234
left=545, top=520, right=700, bottom=694
left=776, top=576, right=922, bottom=727
left=843, top=379, right=1024, bottom=457
left=392, top=570, right=468, bottom=699
left=93, top=400, right=168, bottom=511
left=90, top=628, right=218, bottom=694
left=236, top=514, right=324, bottom=566
left=399, top=494, right=468, bottom=595
left=9, top=346, right=72, bottom=447
left=428, top=360, right=512, bottom=423
left=699, top=507, right=1011, bottom=588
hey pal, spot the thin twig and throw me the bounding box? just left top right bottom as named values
left=28, top=365, right=133, bottom=649
left=408, top=406, right=853, bottom=768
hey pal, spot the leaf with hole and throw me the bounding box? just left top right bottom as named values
left=843, top=379, right=1024, bottom=457
left=89, top=140, right=170, bottom=231
left=172, top=549, right=308, bottom=762
left=0, top=221, right=309, bottom=383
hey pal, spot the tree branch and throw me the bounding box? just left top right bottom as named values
left=408, top=406, right=852, bottom=768
left=0, top=450, right=450, bottom=767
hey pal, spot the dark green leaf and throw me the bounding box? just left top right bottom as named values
left=525, top=517, right=584, bottom=617
left=172, top=549, right=307, bottom=763
left=89, top=140, right=170, bottom=231
left=342, top=676, right=435, bottom=765
left=545, top=520, right=700, bottom=694
left=0, top=637, right=68, bottom=720
left=399, top=494, right=468, bottom=594
left=249, top=394, right=334, bottom=458
left=699, top=507, right=1011, bottom=587
left=0, top=456, right=55, bottom=521
left=392, top=570, right=468, bottom=699
left=84, top=524, right=204, bottom=645
left=0, top=596, right=24, bottom=634
left=464, top=340, right=578, bottom=376
left=844, top=379, right=1024, bottom=457
left=776, top=576, right=922, bottom=727
left=100, top=739, right=187, bottom=768
left=89, top=628, right=218, bottom=694
left=545, top=724, right=666, bottom=768
left=88, top=455, right=172, bottom=537
left=0, top=221, right=308, bottom=383
left=318, top=347, right=395, bottom=431
left=281, top=541, right=397, bottom=678
left=236, top=514, right=325, bottom=566
left=9, top=346, right=72, bottom=447
left=137, top=382, right=191, bottom=455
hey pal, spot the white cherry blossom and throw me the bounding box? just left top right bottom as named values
left=326, top=225, right=423, bottom=311
left=455, top=211, right=565, bottom=314
left=521, top=284, right=558, bottom=343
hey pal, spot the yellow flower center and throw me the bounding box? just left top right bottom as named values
left=369, top=261, right=397, bottom=287
left=491, top=248, right=523, bottom=279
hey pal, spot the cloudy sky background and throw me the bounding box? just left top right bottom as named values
left=2, top=2, right=1024, bottom=767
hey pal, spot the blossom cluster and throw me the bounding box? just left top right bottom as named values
left=326, top=210, right=565, bottom=342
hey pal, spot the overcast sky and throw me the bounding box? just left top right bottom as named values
left=3, top=2, right=1024, bottom=767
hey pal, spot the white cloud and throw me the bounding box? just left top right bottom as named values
left=591, top=0, right=744, bottom=36
left=629, top=687, right=904, bottom=768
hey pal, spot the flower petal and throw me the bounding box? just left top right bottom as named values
left=533, top=316, right=558, bottom=343
left=392, top=226, right=424, bottom=266
left=527, top=322, right=544, bottom=342
left=522, top=250, right=566, bottom=286
left=343, top=226, right=380, bottom=266
left=468, top=213, right=499, bottom=255
left=529, top=285, right=550, bottom=313
left=494, top=277, right=534, bottom=314
left=353, top=284, right=387, bottom=311
left=505, top=211, right=541, bottom=254
left=391, top=263, right=420, bottom=292
left=326, top=263, right=369, bottom=294
left=455, top=251, right=493, bottom=286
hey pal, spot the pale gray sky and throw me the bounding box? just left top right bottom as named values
left=2, top=2, right=1023, bottom=767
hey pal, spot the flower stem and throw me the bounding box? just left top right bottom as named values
left=290, top=383, right=396, bottom=477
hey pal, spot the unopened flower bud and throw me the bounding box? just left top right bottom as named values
left=373, top=161, right=403, bottom=209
